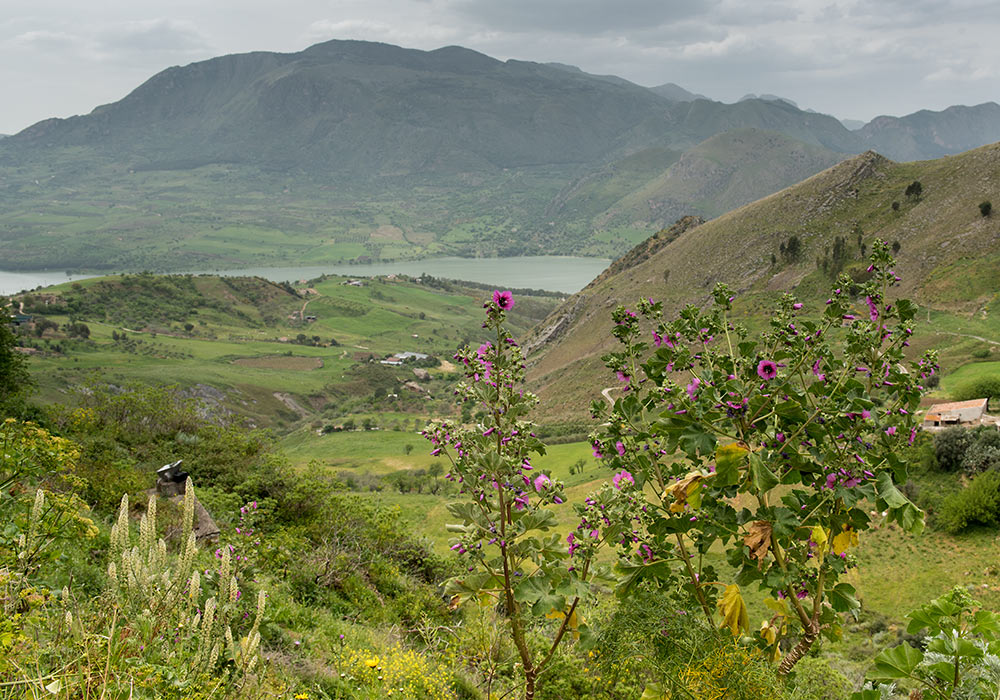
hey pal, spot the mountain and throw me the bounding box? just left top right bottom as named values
left=840, top=118, right=866, bottom=131
left=9, top=41, right=674, bottom=175
left=739, top=93, right=798, bottom=107
left=546, top=128, right=844, bottom=238
left=2, top=39, right=1000, bottom=272
left=857, top=102, right=1000, bottom=161
left=649, top=83, right=707, bottom=102
left=525, top=142, right=1000, bottom=421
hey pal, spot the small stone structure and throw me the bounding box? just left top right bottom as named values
left=922, top=399, right=993, bottom=430
left=156, top=460, right=188, bottom=497
left=153, top=460, right=220, bottom=542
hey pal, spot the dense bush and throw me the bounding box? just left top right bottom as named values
left=961, top=428, right=1000, bottom=472
left=952, top=374, right=1000, bottom=403
left=933, top=425, right=1000, bottom=475
left=592, top=592, right=785, bottom=699
left=934, top=426, right=974, bottom=472
left=937, top=469, right=1000, bottom=533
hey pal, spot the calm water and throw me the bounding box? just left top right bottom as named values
left=0, top=271, right=100, bottom=296
left=0, top=256, right=609, bottom=296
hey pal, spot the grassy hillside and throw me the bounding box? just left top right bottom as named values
left=526, top=142, right=1000, bottom=421
left=11, top=272, right=562, bottom=430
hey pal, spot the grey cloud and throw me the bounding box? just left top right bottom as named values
left=451, top=0, right=719, bottom=35
left=95, top=19, right=210, bottom=56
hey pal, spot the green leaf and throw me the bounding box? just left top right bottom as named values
left=715, top=442, right=748, bottom=487
left=615, top=559, right=676, bottom=598
left=875, top=471, right=925, bottom=535
left=640, top=682, right=671, bottom=700
left=513, top=574, right=550, bottom=604
left=512, top=508, right=557, bottom=533
left=971, top=610, right=1000, bottom=639
left=869, top=643, right=923, bottom=681
left=896, top=298, right=917, bottom=321
left=749, top=453, right=779, bottom=492
left=678, top=426, right=716, bottom=459
left=850, top=690, right=884, bottom=700
left=827, top=583, right=860, bottom=613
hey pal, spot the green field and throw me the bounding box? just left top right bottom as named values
left=13, top=272, right=562, bottom=430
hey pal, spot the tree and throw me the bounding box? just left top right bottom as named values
left=934, top=426, right=972, bottom=472
left=891, top=201, right=900, bottom=211
left=980, top=200, right=992, bottom=217
left=1, top=300, right=32, bottom=414
left=904, top=181, right=923, bottom=200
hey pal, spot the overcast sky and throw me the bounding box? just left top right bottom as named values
left=2, top=0, right=998, bottom=134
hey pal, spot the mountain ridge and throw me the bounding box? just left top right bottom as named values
left=524, top=142, right=1000, bottom=421
left=3, top=39, right=1000, bottom=271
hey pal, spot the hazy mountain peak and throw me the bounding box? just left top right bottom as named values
left=739, top=93, right=798, bottom=107
left=648, top=82, right=707, bottom=102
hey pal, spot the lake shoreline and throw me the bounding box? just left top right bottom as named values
left=1, top=255, right=611, bottom=296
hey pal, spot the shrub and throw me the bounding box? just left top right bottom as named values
left=960, top=428, right=1000, bottom=473
left=953, top=375, right=1000, bottom=403
left=980, top=200, right=992, bottom=217
left=592, top=592, right=784, bottom=700
left=592, top=240, right=926, bottom=675
left=937, top=469, right=1000, bottom=533
left=934, top=426, right=973, bottom=472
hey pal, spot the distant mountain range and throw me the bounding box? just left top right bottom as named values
left=1, top=39, right=999, bottom=271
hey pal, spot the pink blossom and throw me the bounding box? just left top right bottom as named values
left=492, top=290, right=514, bottom=309
left=533, top=474, right=551, bottom=492
left=686, top=377, right=701, bottom=399
left=757, top=360, right=778, bottom=380
left=612, top=470, right=635, bottom=490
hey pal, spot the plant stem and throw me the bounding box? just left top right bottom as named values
left=675, top=532, right=714, bottom=626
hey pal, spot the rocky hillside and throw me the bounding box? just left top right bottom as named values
left=525, top=142, right=1000, bottom=420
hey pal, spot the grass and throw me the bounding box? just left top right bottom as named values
left=288, top=416, right=1000, bottom=635
left=16, top=273, right=562, bottom=430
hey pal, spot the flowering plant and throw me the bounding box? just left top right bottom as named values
left=592, top=240, right=930, bottom=674
left=425, top=291, right=604, bottom=700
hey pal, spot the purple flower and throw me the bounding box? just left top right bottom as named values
left=792, top=303, right=803, bottom=310
left=513, top=493, right=530, bottom=510
left=492, top=290, right=515, bottom=310
left=616, top=370, right=630, bottom=383
left=885, top=426, right=897, bottom=436
left=477, top=342, right=491, bottom=357
left=865, top=296, right=879, bottom=322
left=533, top=474, right=551, bottom=493
left=757, top=360, right=778, bottom=380
left=612, top=470, right=635, bottom=490
left=909, top=427, right=917, bottom=445
left=615, top=441, right=626, bottom=457
left=686, top=377, right=701, bottom=399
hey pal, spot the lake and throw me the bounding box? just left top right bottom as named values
left=0, top=256, right=609, bottom=296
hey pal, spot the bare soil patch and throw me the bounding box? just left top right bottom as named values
left=233, top=356, right=323, bottom=371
